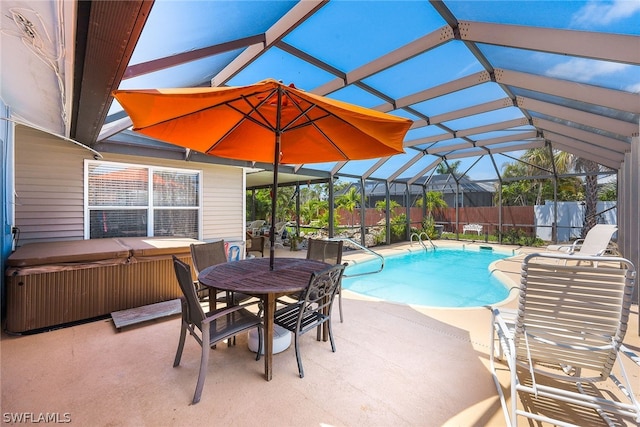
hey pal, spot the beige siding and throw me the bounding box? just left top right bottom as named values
left=202, top=167, right=244, bottom=242
left=14, top=126, right=245, bottom=246
left=15, top=127, right=87, bottom=243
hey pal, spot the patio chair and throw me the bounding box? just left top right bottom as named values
left=274, top=263, right=346, bottom=378
left=489, top=252, right=639, bottom=426
left=245, top=231, right=266, bottom=257
left=172, top=256, right=263, bottom=405
left=306, top=238, right=345, bottom=322
left=546, top=224, right=617, bottom=258
left=190, top=241, right=251, bottom=308
left=273, top=221, right=289, bottom=248
left=246, top=219, right=265, bottom=235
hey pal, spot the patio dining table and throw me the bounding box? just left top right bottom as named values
left=197, top=257, right=329, bottom=381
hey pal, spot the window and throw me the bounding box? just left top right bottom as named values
left=85, top=161, right=201, bottom=239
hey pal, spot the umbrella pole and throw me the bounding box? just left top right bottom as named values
left=269, top=87, right=283, bottom=270
left=269, top=134, right=280, bottom=270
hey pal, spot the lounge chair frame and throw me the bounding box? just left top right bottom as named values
left=547, top=223, right=617, bottom=257
left=490, top=252, right=639, bottom=426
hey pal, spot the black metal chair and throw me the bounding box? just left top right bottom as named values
left=273, top=263, right=346, bottom=378
left=172, top=255, right=263, bottom=405
left=306, top=238, right=345, bottom=322
left=190, top=241, right=251, bottom=308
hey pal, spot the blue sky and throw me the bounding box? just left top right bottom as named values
left=116, top=0, right=640, bottom=182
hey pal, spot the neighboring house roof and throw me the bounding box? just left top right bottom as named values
left=340, top=175, right=495, bottom=197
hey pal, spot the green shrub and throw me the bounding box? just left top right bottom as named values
left=390, top=213, right=406, bottom=242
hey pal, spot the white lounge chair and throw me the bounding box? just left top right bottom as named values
left=273, top=221, right=289, bottom=248
left=246, top=219, right=265, bottom=235
left=547, top=223, right=617, bottom=256
left=490, top=252, right=639, bottom=426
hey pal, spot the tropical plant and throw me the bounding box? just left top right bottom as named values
left=246, top=189, right=271, bottom=222
left=300, top=198, right=327, bottom=224
left=390, top=213, right=406, bottom=242
left=497, top=148, right=583, bottom=206
left=423, top=191, right=447, bottom=218
left=599, top=181, right=617, bottom=201
left=336, top=186, right=362, bottom=228
left=498, top=147, right=607, bottom=239
left=246, top=186, right=296, bottom=224
left=436, top=160, right=461, bottom=175
left=374, top=199, right=400, bottom=217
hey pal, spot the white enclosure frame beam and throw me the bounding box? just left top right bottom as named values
left=459, top=21, right=640, bottom=65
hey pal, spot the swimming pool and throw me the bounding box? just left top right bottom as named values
left=342, top=248, right=512, bottom=308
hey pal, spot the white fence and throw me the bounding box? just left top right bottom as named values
left=535, top=201, right=617, bottom=242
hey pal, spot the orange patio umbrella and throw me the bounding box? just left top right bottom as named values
left=113, top=79, right=412, bottom=269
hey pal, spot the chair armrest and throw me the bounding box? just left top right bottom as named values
left=568, top=239, right=584, bottom=254
left=202, top=299, right=261, bottom=325
left=492, top=308, right=515, bottom=339
left=620, top=344, right=640, bottom=367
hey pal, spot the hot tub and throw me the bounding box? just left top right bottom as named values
left=4, top=237, right=199, bottom=334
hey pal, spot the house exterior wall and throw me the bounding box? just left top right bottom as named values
left=1, top=103, right=13, bottom=313
left=13, top=126, right=244, bottom=247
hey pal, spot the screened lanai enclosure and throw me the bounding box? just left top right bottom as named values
left=1, top=1, right=638, bottom=281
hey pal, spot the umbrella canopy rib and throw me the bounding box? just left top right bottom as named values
left=113, top=79, right=412, bottom=270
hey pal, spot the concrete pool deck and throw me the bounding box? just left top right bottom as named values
left=1, top=240, right=638, bottom=426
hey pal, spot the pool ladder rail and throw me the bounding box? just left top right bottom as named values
left=336, top=237, right=385, bottom=278
left=411, top=232, right=437, bottom=251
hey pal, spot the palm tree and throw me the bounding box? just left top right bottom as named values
left=375, top=199, right=400, bottom=219
left=419, top=191, right=447, bottom=219
left=499, top=147, right=583, bottom=206
left=500, top=148, right=603, bottom=238
left=300, top=198, right=326, bottom=224
left=415, top=191, right=447, bottom=238
left=520, top=147, right=555, bottom=206
left=498, top=161, right=534, bottom=206
left=336, top=186, right=361, bottom=228
left=436, top=160, right=461, bottom=175
left=577, top=159, right=601, bottom=236
left=555, top=151, right=602, bottom=236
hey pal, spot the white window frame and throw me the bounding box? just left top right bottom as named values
left=83, top=159, right=203, bottom=239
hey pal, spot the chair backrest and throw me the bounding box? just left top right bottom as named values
left=297, top=263, right=346, bottom=332
left=306, top=238, right=343, bottom=265
left=247, top=220, right=265, bottom=233
left=172, top=255, right=206, bottom=328
left=515, top=252, right=635, bottom=381
left=190, top=240, right=227, bottom=275
left=578, top=224, right=617, bottom=255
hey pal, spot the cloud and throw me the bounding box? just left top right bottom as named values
left=572, top=0, right=640, bottom=26
left=546, top=58, right=629, bottom=83
left=625, top=82, right=640, bottom=93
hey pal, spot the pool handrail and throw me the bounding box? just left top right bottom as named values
left=411, top=232, right=437, bottom=250
left=337, top=238, right=385, bottom=278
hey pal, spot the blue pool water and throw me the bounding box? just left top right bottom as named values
left=342, top=248, right=512, bottom=307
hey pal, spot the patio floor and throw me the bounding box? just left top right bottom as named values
left=1, top=241, right=638, bottom=426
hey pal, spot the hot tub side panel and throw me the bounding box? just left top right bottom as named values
left=4, top=238, right=196, bottom=334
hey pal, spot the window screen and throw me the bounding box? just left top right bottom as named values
left=86, top=161, right=200, bottom=239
